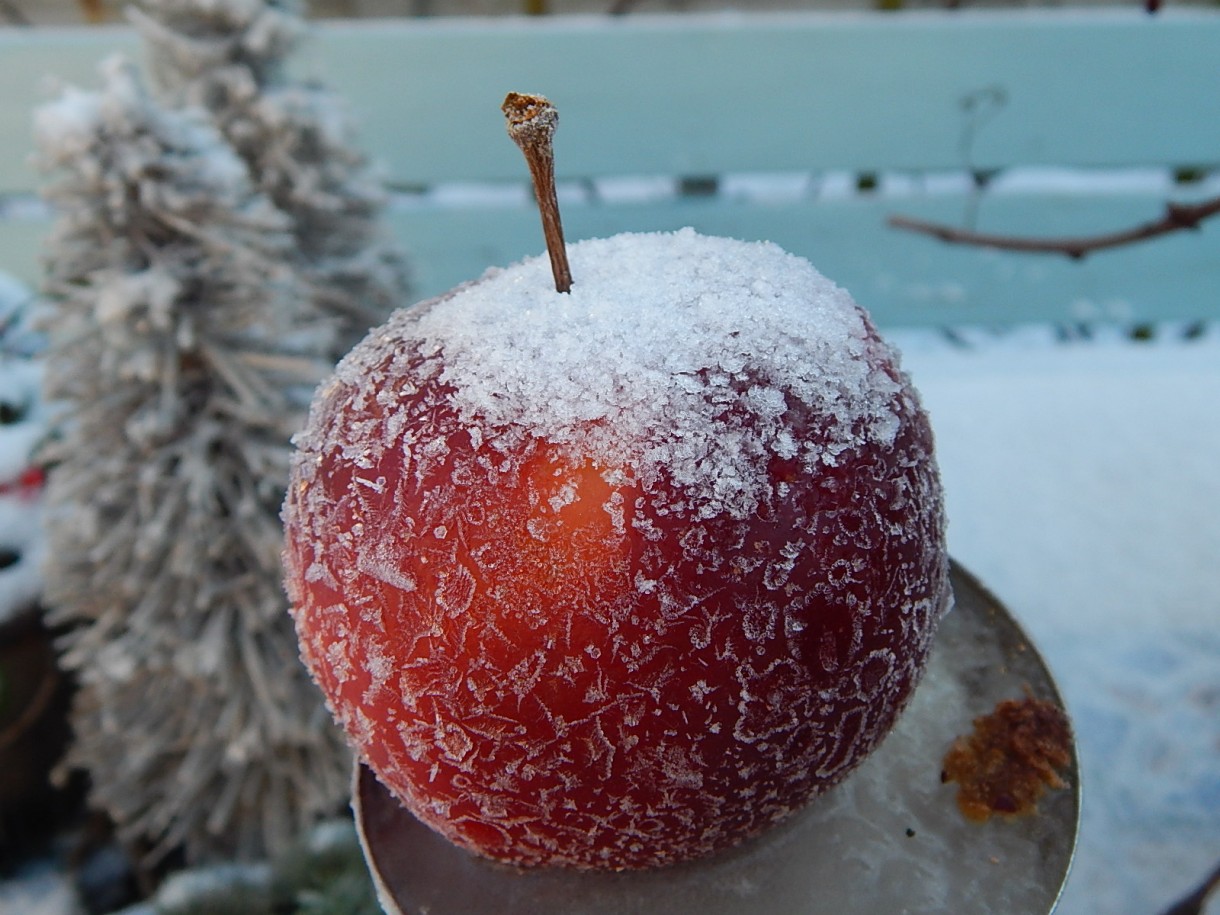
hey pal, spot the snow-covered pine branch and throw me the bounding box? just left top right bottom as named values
left=129, top=0, right=409, bottom=356
left=36, top=55, right=351, bottom=865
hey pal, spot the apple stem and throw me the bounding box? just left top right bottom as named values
left=503, top=92, right=573, bottom=294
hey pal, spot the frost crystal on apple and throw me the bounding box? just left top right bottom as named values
left=286, top=230, right=949, bottom=870
left=406, top=230, right=906, bottom=520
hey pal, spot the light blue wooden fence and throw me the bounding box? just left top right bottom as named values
left=1, top=10, right=1218, bottom=328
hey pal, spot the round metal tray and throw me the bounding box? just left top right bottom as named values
left=355, top=560, right=1079, bottom=914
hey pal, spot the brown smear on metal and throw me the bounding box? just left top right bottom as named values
left=942, top=695, right=1072, bottom=822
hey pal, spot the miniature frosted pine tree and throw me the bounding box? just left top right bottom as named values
left=36, top=56, right=351, bottom=863
left=129, top=0, right=408, bottom=356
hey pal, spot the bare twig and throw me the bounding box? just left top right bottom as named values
left=889, top=194, right=1220, bottom=260
left=1160, top=857, right=1220, bottom=915
left=0, top=0, right=30, bottom=25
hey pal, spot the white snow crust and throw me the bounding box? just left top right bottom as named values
left=332, top=228, right=906, bottom=522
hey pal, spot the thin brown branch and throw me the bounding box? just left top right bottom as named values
left=0, top=0, right=30, bottom=25
left=889, top=194, right=1220, bottom=261
left=1160, top=857, right=1220, bottom=915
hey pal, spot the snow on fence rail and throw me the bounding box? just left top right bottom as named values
left=1, top=9, right=1218, bottom=328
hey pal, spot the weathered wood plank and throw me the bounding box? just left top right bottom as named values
left=6, top=187, right=1216, bottom=328
left=3, top=11, right=1217, bottom=329
left=0, top=218, right=47, bottom=292
left=307, top=9, right=1220, bottom=182
left=0, top=26, right=140, bottom=195
left=388, top=192, right=1220, bottom=327
left=2, top=10, right=1218, bottom=193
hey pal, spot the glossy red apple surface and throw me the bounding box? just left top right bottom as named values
left=284, top=229, right=949, bottom=870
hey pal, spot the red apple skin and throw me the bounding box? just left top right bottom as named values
left=285, top=310, right=947, bottom=870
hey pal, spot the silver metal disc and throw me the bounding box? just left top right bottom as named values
left=355, top=560, right=1079, bottom=914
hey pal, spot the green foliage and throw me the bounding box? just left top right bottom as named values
left=1128, top=323, right=1156, bottom=342
left=152, top=864, right=275, bottom=915
left=1173, top=166, right=1208, bottom=185
left=270, top=821, right=381, bottom=915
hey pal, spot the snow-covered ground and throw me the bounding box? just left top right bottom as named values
left=0, top=860, right=77, bottom=915
left=894, top=324, right=1220, bottom=915
left=0, top=276, right=63, bottom=914
left=2, top=307, right=1217, bottom=912
left=0, top=273, right=45, bottom=630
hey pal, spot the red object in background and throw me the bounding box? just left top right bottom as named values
left=0, top=466, right=45, bottom=498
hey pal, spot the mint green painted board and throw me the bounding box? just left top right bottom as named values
left=0, top=26, right=140, bottom=194
left=384, top=194, right=1220, bottom=327
left=4, top=11, right=1217, bottom=329
left=304, top=10, right=1220, bottom=183
left=0, top=219, right=46, bottom=289
left=7, top=190, right=1214, bottom=327
left=3, top=11, right=1220, bottom=192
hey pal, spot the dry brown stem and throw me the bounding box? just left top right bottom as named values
left=503, top=92, right=572, bottom=293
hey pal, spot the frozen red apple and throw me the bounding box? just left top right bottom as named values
left=283, top=228, right=950, bottom=870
